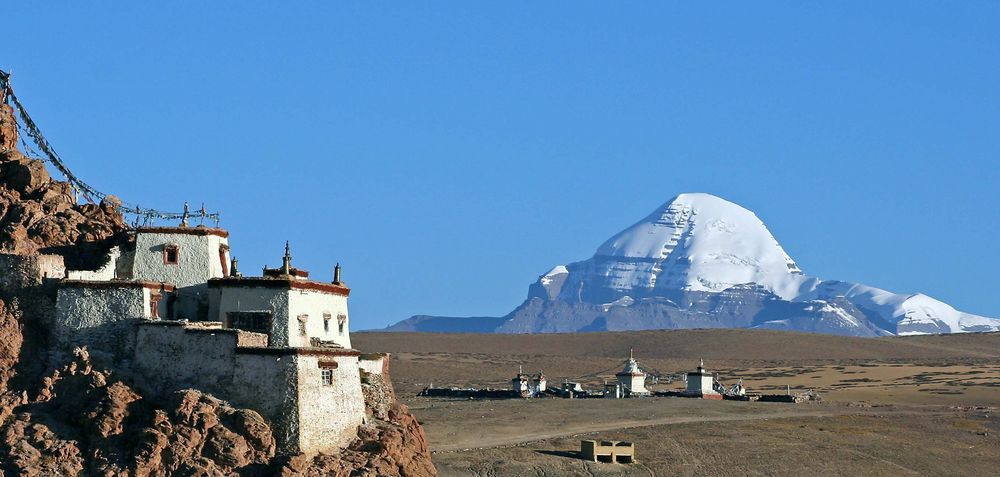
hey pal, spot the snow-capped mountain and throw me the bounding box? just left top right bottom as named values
left=387, top=193, right=1000, bottom=336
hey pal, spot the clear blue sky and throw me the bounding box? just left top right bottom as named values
left=5, top=2, right=999, bottom=329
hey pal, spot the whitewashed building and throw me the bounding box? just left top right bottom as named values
left=206, top=243, right=351, bottom=349
left=49, top=226, right=372, bottom=455
left=511, top=366, right=547, bottom=398
left=615, top=349, right=649, bottom=397
left=130, top=226, right=231, bottom=320
left=685, top=359, right=722, bottom=398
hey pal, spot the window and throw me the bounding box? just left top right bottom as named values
left=150, top=293, right=161, bottom=318
left=319, top=360, right=337, bottom=386
left=323, top=313, right=332, bottom=333
left=219, top=245, right=230, bottom=276
left=298, top=314, right=308, bottom=336
left=228, top=312, right=271, bottom=333
left=163, top=245, right=180, bottom=265
left=338, top=314, right=346, bottom=335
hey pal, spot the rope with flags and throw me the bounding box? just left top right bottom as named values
left=1, top=70, right=220, bottom=228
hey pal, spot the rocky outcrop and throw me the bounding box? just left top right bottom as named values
left=0, top=346, right=435, bottom=477
left=277, top=402, right=436, bottom=477
left=0, top=104, right=127, bottom=257
left=0, top=299, right=21, bottom=394
left=0, top=349, right=277, bottom=477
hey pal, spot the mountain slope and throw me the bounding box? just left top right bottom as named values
left=387, top=193, right=999, bottom=336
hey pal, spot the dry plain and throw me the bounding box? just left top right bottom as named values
left=355, top=329, right=1000, bottom=476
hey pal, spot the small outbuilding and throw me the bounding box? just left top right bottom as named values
left=685, top=358, right=722, bottom=399
left=615, top=349, right=649, bottom=397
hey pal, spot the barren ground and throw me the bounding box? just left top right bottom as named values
left=355, top=329, right=1000, bottom=476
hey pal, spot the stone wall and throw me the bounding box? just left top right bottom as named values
left=0, top=253, right=65, bottom=291
left=295, top=354, right=366, bottom=452
left=53, top=284, right=148, bottom=361
left=286, top=288, right=351, bottom=349
left=132, top=231, right=228, bottom=287
left=132, top=322, right=365, bottom=455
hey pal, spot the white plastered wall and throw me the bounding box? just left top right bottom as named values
left=133, top=324, right=302, bottom=453
left=208, top=286, right=291, bottom=345
left=286, top=289, right=351, bottom=349
left=132, top=232, right=229, bottom=287
left=132, top=232, right=230, bottom=320
left=54, top=285, right=153, bottom=358
left=133, top=324, right=364, bottom=455
left=686, top=373, right=715, bottom=393
left=295, top=354, right=365, bottom=452
left=358, top=356, right=385, bottom=376
left=210, top=285, right=351, bottom=349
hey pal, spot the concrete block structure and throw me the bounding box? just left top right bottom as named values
left=580, top=440, right=636, bottom=463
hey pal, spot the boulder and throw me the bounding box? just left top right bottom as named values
left=2, top=157, right=49, bottom=195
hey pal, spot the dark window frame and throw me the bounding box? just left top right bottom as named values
left=163, top=244, right=180, bottom=265
left=298, top=314, right=308, bottom=336
left=227, top=311, right=272, bottom=333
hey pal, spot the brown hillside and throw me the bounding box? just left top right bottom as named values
left=355, top=328, right=1000, bottom=362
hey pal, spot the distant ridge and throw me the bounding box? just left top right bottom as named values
left=387, top=193, right=1000, bottom=337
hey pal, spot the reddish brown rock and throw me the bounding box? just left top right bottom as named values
left=1, top=156, right=50, bottom=195
left=0, top=104, right=17, bottom=151
left=0, top=299, right=21, bottom=394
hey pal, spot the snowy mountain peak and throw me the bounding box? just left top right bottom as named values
left=387, top=192, right=1000, bottom=337
left=572, top=193, right=803, bottom=301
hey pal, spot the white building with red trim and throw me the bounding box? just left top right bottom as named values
left=50, top=225, right=374, bottom=455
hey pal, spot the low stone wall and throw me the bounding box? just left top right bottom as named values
left=0, top=253, right=65, bottom=291
left=359, top=354, right=388, bottom=376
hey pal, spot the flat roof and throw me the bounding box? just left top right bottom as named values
left=59, top=280, right=176, bottom=292
left=235, top=346, right=361, bottom=357
left=135, top=226, right=229, bottom=238
left=208, top=277, right=350, bottom=296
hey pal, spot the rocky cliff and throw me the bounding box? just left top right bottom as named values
left=0, top=101, right=435, bottom=476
